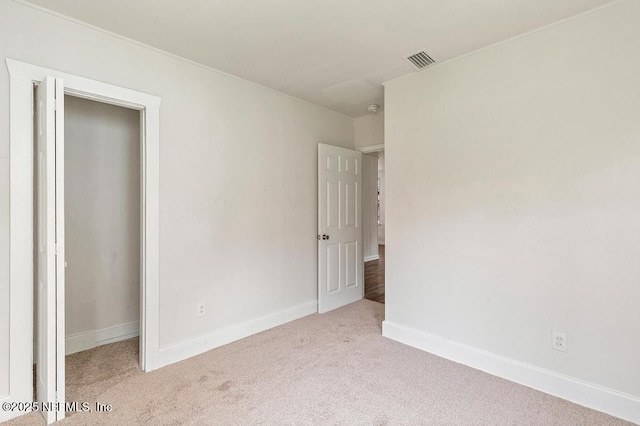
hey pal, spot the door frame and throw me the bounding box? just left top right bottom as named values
left=4, top=58, right=161, bottom=420
left=357, top=144, right=385, bottom=271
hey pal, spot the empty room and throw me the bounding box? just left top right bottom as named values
left=1, top=0, right=639, bottom=425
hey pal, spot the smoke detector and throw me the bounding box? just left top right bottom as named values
left=367, top=104, right=380, bottom=113
left=404, top=51, right=436, bottom=70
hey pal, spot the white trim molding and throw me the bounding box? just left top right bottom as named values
left=357, top=144, right=384, bottom=153
left=382, top=321, right=640, bottom=425
left=364, top=255, right=380, bottom=262
left=2, top=61, right=34, bottom=425
left=4, top=58, right=161, bottom=423
left=157, top=301, right=317, bottom=368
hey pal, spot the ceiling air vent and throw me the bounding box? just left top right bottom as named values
left=405, top=51, right=435, bottom=70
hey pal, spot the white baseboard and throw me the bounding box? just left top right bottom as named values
left=378, top=241, right=385, bottom=245
left=382, top=321, right=640, bottom=425
left=157, top=300, right=318, bottom=368
left=365, top=255, right=380, bottom=262
left=66, top=321, right=139, bottom=355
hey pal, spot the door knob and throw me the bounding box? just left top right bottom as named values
left=322, top=234, right=330, bottom=240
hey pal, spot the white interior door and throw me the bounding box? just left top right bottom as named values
left=36, top=76, right=65, bottom=424
left=318, top=143, right=363, bottom=313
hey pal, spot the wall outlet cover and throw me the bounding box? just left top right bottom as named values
left=197, top=303, right=206, bottom=317
left=552, top=331, right=567, bottom=352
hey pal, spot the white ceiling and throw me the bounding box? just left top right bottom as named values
left=25, top=0, right=617, bottom=117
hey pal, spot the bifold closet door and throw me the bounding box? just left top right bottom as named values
left=35, top=75, right=66, bottom=424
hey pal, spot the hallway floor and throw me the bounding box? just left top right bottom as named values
left=364, top=244, right=385, bottom=304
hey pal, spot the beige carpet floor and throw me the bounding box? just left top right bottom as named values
left=4, top=299, right=633, bottom=425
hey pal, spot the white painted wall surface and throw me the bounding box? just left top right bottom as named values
left=354, top=112, right=384, bottom=150
left=0, top=0, right=353, bottom=395
left=362, top=154, right=379, bottom=261
left=377, top=152, right=385, bottom=244
left=64, top=95, right=140, bottom=336
left=385, top=0, right=640, bottom=401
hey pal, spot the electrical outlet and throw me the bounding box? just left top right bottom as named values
left=197, top=303, right=206, bottom=317
left=552, top=331, right=567, bottom=352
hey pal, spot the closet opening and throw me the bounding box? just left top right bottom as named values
left=32, top=94, right=142, bottom=422
left=62, top=93, right=142, bottom=375
left=8, top=59, right=161, bottom=425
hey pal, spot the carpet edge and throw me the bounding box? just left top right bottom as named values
left=382, top=320, right=640, bottom=425
left=156, top=300, right=318, bottom=369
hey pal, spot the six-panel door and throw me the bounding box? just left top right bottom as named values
left=318, top=144, right=363, bottom=313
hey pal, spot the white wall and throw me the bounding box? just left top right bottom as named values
left=377, top=151, right=385, bottom=244
left=64, top=95, right=140, bottom=337
left=362, top=154, right=379, bottom=261
left=385, top=0, right=640, bottom=410
left=354, top=111, right=384, bottom=149
left=0, top=0, right=353, bottom=398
